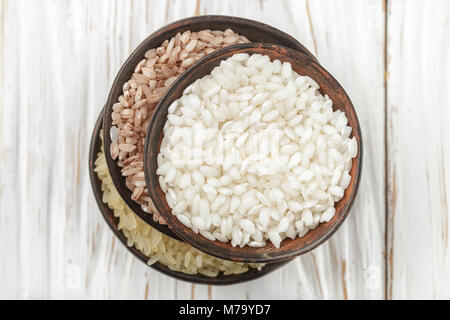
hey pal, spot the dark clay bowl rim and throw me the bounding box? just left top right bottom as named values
left=102, top=15, right=317, bottom=240
left=90, top=108, right=292, bottom=285
left=144, top=43, right=363, bottom=263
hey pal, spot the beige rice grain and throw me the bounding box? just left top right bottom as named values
left=110, top=29, right=250, bottom=224
left=96, top=132, right=263, bottom=276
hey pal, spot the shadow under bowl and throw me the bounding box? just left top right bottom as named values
left=90, top=107, right=293, bottom=285
left=103, top=15, right=317, bottom=240
left=145, top=43, right=363, bottom=263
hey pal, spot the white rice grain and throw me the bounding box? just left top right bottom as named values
left=157, top=53, right=358, bottom=248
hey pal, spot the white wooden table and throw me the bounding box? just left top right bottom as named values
left=0, top=0, right=449, bottom=300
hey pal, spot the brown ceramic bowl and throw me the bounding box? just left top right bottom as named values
left=90, top=108, right=292, bottom=285
left=102, top=15, right=317, bottom=240
left=145, top=43, right=363, bottom=263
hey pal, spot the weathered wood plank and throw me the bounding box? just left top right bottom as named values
left=387, top=0, right=450, bottom=299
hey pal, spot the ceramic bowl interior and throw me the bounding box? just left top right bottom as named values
left=145, top=43, right=363, bottom=263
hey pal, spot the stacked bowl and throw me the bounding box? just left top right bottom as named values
left=89, top=15, right=362, bottom=285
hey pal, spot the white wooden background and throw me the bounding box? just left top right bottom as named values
left=0, top=0, right=448, bottom=300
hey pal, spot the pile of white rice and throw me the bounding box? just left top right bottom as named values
left=96, top=132, right=263, bottom=276
left=157, top=53, right=358, bottom=248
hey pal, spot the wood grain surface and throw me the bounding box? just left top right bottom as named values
left=386, top=0, right=450, bottom=299
left=0, top=0, right=448, bottom=299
